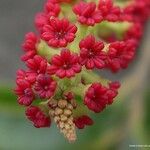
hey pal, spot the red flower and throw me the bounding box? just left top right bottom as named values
left=26, top=55, right=48, bottom=74
left=122, top=0, right=150, bottom=23
left=74, top=115, right=93, bottom=129
left=84, top=82, right=120, bottom=113
left=106, top=40, right=136, bottom=72
left=98, top=0, right=121, bottom=22
left=44, top=0, right=60, bottom=17
left=79, top=35, right=106, bottom=69
left=35, top=13, right=49, bottom=32
left=73, top=2, right=102, bottom=26
left=26, top=106, right=51, bottom=128
left=35, top=0, right=61, bottom=31
left=15, top=80, right=35, bottom=106
left=106, top=81, right=120, bottom=104
left=21, top=32, right=38, bottom=61
left=125, top=23, right=143, bottom=42
left=41, top=18, right=77, bottom=47
left=47, top=50, right=81, bottom=78
left=34, top=74, right=57, bottom=99
left=16, top=69, right=37, bottom=84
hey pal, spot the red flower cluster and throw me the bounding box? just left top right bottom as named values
left=15, top=55, right=57, bottom=127
left=15, top=0, right=149, bottom=140
left=15, top=56, right=57, bottom=101
left=84, top=82, right=120, bottom=113
left=74, top=115, right=93, bottom=129
left=73, top=0, right=121, bottom=26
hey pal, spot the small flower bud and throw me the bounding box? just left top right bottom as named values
left=64, top=109, right=72, bottom=116
left=48, top=99, right=58, bottom=109
left=60, top=114, right=68, bottom=122
left=58, top=100, right=68, bottom=109
left=59, top=122, right=65, bottom=129
left=54, top=116, right=60, bottom=123
left=70, top=100, right=77, bottom=108
left=65, top=123, right=71, bottom=130
left=55, top=107, right=63, bottom=115
left=67, top=104, right=73, bottom=110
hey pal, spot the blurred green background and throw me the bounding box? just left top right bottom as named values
left=0, top=0, right=150, bottom=150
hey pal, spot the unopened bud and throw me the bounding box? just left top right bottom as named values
left=64, top=109, right=72, bottom=116
left=54, top=116, right=60, bottom=123
left=49, top=110, right=55, bottom=117
left=60, top=114, right=68, bottom=122
left=58, top=100, right=68, bottom=109
left=55, top=108, right=63, bottom=115
left=49, top=99, right=58, bottom=108
left=67, top=104, right=73, bottom=110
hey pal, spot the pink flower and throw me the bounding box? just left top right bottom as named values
left=35, top=13, right=49, bottom=32
left=79, top=35, right=106, bottom=69
left=106, top=40, right=136, bottom=72
left=74, top=115, right=93, bottom=129
left=84, top=82, right=120, bottom=113
left=16, top=69, right=37, bottom=84
left=107, top=81, right=120, bottom=104
left=34, top=74, right=57, bottom=99
left=26, top=55, right=48, bottom=74
left=122, top=0, right=150, bottom=23
left=15, top=80, right=35, bottom=106
left=125, top=23, right=143, bottom=42
left=35, top=0, right=60, bottom=32
left=26, top=106, right=51, bottom=128
left=47, top=50, right=81, bottom=78
left=44, top=0, right=60, bottom=17
left=41, top=18, right=77, bottom=47
left=73, top=1, right=102, bottom=26
left=98, top=0, right=121, bottom=22
left=21, top=32, right=38, bottom=61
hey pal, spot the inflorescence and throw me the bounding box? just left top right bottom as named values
left=15, top=0, right=150, bottom=143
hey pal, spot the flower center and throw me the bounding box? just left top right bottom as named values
left=88, top=51, right=94, bottom=58
left=44, top=86, right=49, bottom=90
left=63, top=63, right=71, bottom=69
left=56, top=31, right=66, bottom=39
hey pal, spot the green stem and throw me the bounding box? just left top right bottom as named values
left=69, top=23, right=88, bottom=53
left=81, top=69, right=110, bottom=85
left=37, top=40, right=60, bottom=61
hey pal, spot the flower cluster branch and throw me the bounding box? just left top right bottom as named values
left=14, top=0, right=150, bottom=142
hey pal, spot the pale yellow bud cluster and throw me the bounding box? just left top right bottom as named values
left=49, top=99, right=77, bottom=143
